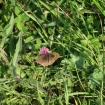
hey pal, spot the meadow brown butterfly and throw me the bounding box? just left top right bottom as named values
left=36, top=52, right=59, bottom=66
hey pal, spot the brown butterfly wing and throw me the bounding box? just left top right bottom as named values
left=36, top=54, right=49, bottom=66
left=48, top=52, right=59, bottom=65
left=36, top=52, right=59, bottom=66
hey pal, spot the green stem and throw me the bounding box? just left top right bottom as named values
left=75, top=67, right=85, bottom=91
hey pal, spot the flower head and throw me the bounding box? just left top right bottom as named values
left=39, top=47, right=49, bottom=55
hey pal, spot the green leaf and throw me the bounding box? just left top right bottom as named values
left=13, top=31, right=22, bottom=67
left=90, top=38, right=101, bottom=48
left=15, top=6, right=21, bottom=16
left=1, top=13, right=14, bottom=47
left=25, top=36, right=34, bottom=43
left=15, top=13, right=29, bottom=30
left=80, top=39, right=88, bottom=46
left=43, top=21, right=58, bottom=27
left=36, top=38, right=42, bottom=47
left=6, top=13, right=14, bottom=36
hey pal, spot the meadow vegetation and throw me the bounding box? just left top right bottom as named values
left=0, top=0, right=105, bottom=105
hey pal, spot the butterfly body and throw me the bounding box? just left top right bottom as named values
left=36, top=52, right=59, bottom=66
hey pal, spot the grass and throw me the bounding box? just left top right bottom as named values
left=0, top=0, right=105, bottom=105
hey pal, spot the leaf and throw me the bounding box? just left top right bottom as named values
left=15, top=13, right=29, bottom=30
left=68, top=92, right=89, bottom=96
left=16, top=66, right=26, bottom=78
left=80, top=39, right=88, bottom=46
left=13, top=31, right=22, bottom=66
left=36, top=38, right=42, bottom=47
left=10, top=31, right=22, bottom=77
left=90, top=38, right=101, bottom=48
left=1, top=13, right=14, bottom=47
left=25, top=36, right=34, bottom=43
left=15, top=6, right=21, bottom=16
left=6, top=13, right=14, bottom=36
left=0, top=47, right=9, bottom=64
left=43, top=21, right=58, bottom=27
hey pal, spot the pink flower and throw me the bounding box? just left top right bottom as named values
left=39, top=47, right=49, bottom=55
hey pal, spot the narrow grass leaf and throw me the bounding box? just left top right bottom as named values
left=68, top=92, right=89, bottom=96
left=13, top=31, right=22, bottom=66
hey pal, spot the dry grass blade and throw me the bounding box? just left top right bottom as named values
left=0, top=47, right=9, bottom=64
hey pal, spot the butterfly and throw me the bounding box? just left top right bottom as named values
left=36, top=52, right=59, bottom=66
